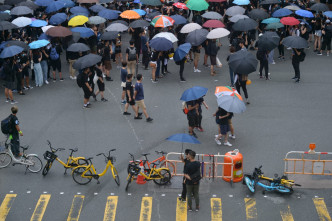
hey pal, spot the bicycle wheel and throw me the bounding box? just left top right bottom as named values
left=125, top=174, right=133, bottom=191
left=153, top=169, right=171, bottom=185
left=70, top=159, right=89, bottom=167
left=160, top=161, right=176, bottom=177
left=276, top=185, right=293, bottom=194
left=26, top=156, right=43, bottom=173
left=42, top=161, right=53, bottom=176
left=244, top=175, right=255, bottom=193
left=112, top=166, right=120, bottom=186
left=72, top=166, right=92, bottom=185
left=0, top=153, right=12, bottom=168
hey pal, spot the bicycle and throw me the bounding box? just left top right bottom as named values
left=243, top=166, right=301, bottom=194
left=42, top=140, right=89, bottom=176
left=127, top=151, right=175, bottom=176
left=71, top=149, right=120, bottom=186
left=0, top=139, right=43, bottom=173
left=125, top=153, right=171, bottom=191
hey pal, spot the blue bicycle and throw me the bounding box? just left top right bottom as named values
left=243, top=166, right=301, bottom=194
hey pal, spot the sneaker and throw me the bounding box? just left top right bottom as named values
left=194, top=68, right=197, bottom=72
left=196, top=69, right=201, bottom=72
left=291, top=76, right=298, bottom=80
left=178, top=197, right=186, bottom=202
left=152, top=80, right=158, bottom=83
left=101, top=98, right=108, bottom=102
left=180, top=79, right=186, bottom=82
left=69, top=76, right=73, bottom=79
left=138, top=112, right=143, bottom=116
left=197, top=127, right=204, bottom=132
left=121, top=100, right=126, bottom=104
left=11, top=100, right=18, bottom=104
left=246, top=98, right=250, bottom=104
left=327, top=53, right=330, bottom=56
left=295, top=79, right=300, bottom=83
left=146, top=117, right=153, bottom=122
left=271, top=61, right=276, bottom=64
left=27, top=86, right=33, bottom=89
left=259, top=76, right=263, bottom=79
left=106, top=77, right=113, bottom=81
left=19, top=92, right=25, bottom=95
left=93, top=94, right=97, bottom=101
left=60, top=78, right=64, bottom=81
left=123, top=112, right=131, bottom=115
left=317, top=52, right=322, bottom=55
left=192, top=132, right=198, bottom=138
left=195, top=206, right=199, bottom=212
left=45, top=80, right=49, bottom=84
left=266, top=77, right=271, bottom=80
left=72, top=76, right=77, bottom=80
left=53, top=78, right=56, bottom=82
left=134, top=116, right=142, bottom=119
left=12, top=89, right=17, bottom=93
left=23, top=86, right=27, bottom=90
left=224, top=141, right=232, bottom=147
left=215, top=138, right=221, bottom=145
left=83, top=105, right=90, bottom=109
left=188, top=207, right=193, bottom=212
left=5, top=98, right=10, bottom=103
left=229, top=134, right=236, bottom=139
left=87, top=103, right=91, bottom=106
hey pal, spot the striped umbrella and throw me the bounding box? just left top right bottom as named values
left=150, top=15, right=175, bottom=28
left=215, top=86, right=243, bottom=101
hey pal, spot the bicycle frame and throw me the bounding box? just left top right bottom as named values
left=82, top=160, right=114, bottom=178
left=55, top=155, right=86, bottom=168
left=5, top=143, right=36, bottom=166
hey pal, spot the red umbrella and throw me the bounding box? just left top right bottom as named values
left=203, top=20, right=225, bottom=28
left=280, top=17, right=300, bottom=26
left=173, top=2, right=189, bottom=10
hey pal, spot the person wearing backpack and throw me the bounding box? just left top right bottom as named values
left=126, top=40, right=138, bottom=76
left=291, top=48, right=304, bottom=83
left=49, top=41, right=63, bottom=82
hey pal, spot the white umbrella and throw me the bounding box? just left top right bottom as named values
left=105, top=23, right=128, bottom=32
left=153, top=32, right=178, bottom=43
left=225, top=6, right=245, bottom=16
left=180, top=23, right=202, bottom=34
left=207, top=28, right=230, bottom=39
left=202, top=11, right=222, bottom=20
left=285, top=5, right=301, bottom=11
left=42, top=25, right=54, bottom=33
left=230, top=14, right=249, bottom=23
left=11, top=17, right=31, bottom=28
left=88, top=16, right=106, bottom=25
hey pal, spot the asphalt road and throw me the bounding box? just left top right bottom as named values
left=0, top=32, right=332, bottom=221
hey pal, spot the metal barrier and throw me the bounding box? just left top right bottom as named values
left=165, top=152, right=234, bottom=183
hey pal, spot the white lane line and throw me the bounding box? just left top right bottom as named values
left=27, top=191, right=31, bottom=194
left=60, top=192, right=64, bottom=195
left=212, top=195, right=217, bottom=197
left=94, top=193, right=98, bottom=195
left=111, top=193, right=114, bottom=196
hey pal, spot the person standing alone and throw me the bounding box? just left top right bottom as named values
left=134, top=74, right=153, bottom=122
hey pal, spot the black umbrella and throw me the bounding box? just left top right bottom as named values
left=257, top=32, right=280, bottom=51
left=185, top=29, right=208, bottom=46
left=147, top=11, right=161, bottom=20
left=129, top=19, right=150, bottom=28
left=73, top=54, right=102, bottom=70
left=67, top=43, right=90, bottom=52
left=141, top=0, right=162, bottom=6
left=100, top=31, right=119, bottom=40
left=5, top=40, right=29, bottom=51
left=111, top=20, right=129, bottom=26
left=0, top=45, right=23, bottom=58
left=18, top=1, right=39, bottom=10
left=260, top=0, right=279, bottom=4
left=232, top=18, right=258, bottom=32
left=310, top=3, right=329, bottom=12
left=229, top=50, right=258, bottom=75
left=282, top=36, right=308, bottom=49
left=0, top=5, right=12, bottom=11
left=0, top=21, right=18, bottom=31
left=0, top=13, right=11, bottom=21
left=10, top=6, right=33, bottom=16
left=4, top=0, right=25, bottom=5
left=248, top=9, right=269, bottom=20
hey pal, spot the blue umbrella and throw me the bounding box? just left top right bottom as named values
left=38, top=33, right=51, bottom=40
left=49, top=13, right=67, bottom=25
left=174, top=43, right=191, bottom=62
left=323, top=11, right=332, bottom=18
left=70, top=6, right=89, bottom=15
left=295, top=9, right=314, bottom=18
left=29, top=40, right=50, bottom=49
left=166, top=133, right=200, bottom=153
left=89, top=4, right=105, bottom=13
left=0, top=45, right=23, bottom=58
left=71, top=27, right=94, bottom=38
left=272, top=8, right=292, bottom=17
left=0, top=41, right=7, bottom=50
left=133, top=0, right=141, bottom=3
left=180, top=86, right=208, bottom=102
left=98, top=9, right=119, bottom=20
left=45, top=1, right=66, bottom=13
left=30, top=20, right=48, bottom=28
left=133, top=9, right=146, bottom=16
left=170, top=15, right=187, bottom=25
left=261, top=17, right=280, bottom=24
left=35, top=0, right=54, bottom=7
left=149, top=37, right=173, bottom=51
left=58, top=0, right=75, bottom=8
left=233, top=0, right=250, bottom=5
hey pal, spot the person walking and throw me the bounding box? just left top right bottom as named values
left=186, top=100, right=198, bottom=138
left=214, top=107, right=232, bottom=146
left=235, top=73, right=250, bottom=104
left=150, top=50, right=159, bottom=83
left=195, top=97, right=208, bottom=132
left=208, top=39, right=221, bottom=76
left=227, top=46, right=236, bottom=86
left=141, top=30, right=150, bottom=70
left=320, top=20, right=332, bottom=56
left=7, top=106, right=23, bottom=158
left=126, top=40, right=138, bottom=76
left=134, top=74, right=153, bottom=122
left=193, top=45, right=202, bottom=73
left=123, top=74, right=141, bottom=119
left=178, top=149, right=191, bottom=202
left=121, top=61, right=128, bottom=104
left=257, top=48, right=269, bottom=80
left=101, top=40, right=113, bottom=81
left=49, top=41, right=63, bottom=82
left=80, top=67, right=93, bottom=109
left=3, top=58, right=17, bottom=104
left=93, top=63, right=108, bottom=102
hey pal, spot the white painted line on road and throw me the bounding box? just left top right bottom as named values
left=94, top=193, right=98, bottom=196
left=178, top=194, right=181, bottom=197
left=128, top=193, right=132, bottom=196
left=213, top=195, right=217, bottom=197
left=9, top=191, right=13, bottom=193
left=145, top=194, right=149, bottom=196
left=43, top=191, right=47, bottom=194
left=77, top=192, right=81, bottom=195
left=229, top=195, right=233, bottom=198
left=161, top=194, right=165, bottom=197
left=60, top=192, right=64, bottom=195
left=111, top=193, right=114, bottom=195
left=27, top=191, right=31, bottom=194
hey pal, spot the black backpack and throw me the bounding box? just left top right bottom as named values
left=1, top=115, right=12, bottom=135
left=76, top=73, right=84, bottom=88
left=298, top=51, right=306, bottom=62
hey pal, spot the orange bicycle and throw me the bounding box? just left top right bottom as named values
left=127, top=151, right=175, bottom=176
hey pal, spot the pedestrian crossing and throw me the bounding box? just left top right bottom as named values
left=0, top=193, right=331, bottom=221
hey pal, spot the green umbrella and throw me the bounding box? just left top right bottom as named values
left=266, top=22, right=284, bottom=30
left=186, top=0, right=209, bottom=11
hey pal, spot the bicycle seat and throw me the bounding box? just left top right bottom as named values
left=156, top=151, right=167, bottom=154
left=110, top=148, right=116, bottom=152
left=69, top=148, right=78, bottom=152
left=20, top=146, right=29, bottom=151
left=141, top=153, right=150, bottom=156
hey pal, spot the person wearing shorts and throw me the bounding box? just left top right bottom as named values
left=208, top=39, right=220, bottom=76
left=193, top=45, right=201, bottom=73
left=82, top=68, right=93, bottom=109
left=214, top=107, right=232, bottom=146
left=102, top=40, right=113, bottom=81
left=121, top=61, right=128, bottom=104
left=134, top=74, right=153, bottom=122
left=49, top=42, right=63, bottom=81
left=93, top=63, right=107, bottom=102
left=123, top=74, right=140, bottom=119
left=186, top=100, right=198, bottom=138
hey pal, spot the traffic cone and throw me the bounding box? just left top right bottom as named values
left=136, top=161, right=147, bottom=185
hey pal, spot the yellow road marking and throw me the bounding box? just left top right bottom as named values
left=139, top=197, right=152, bottom=221
left=0, top=194, right=17, bottom=220
left=244, top=198, right=257, bottom=220
left=211, top=198, right=222, bottom=221
left=67, top=195, right=85, bottom=221
left=280, top=205, right=294, bottom=221
left=30, top=194, right=51, bottom=221
left=313, top=198, right=332, bottom=221
left=176, top=197, right=187, bottom=221
left=103, top=196, right=118, bottom=221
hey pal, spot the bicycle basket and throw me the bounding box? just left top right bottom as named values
left=43, top=151, right=57, bottom=161
left=128, top=164, right=140, bottom=175
left=110, top=156, right=116, bottom=164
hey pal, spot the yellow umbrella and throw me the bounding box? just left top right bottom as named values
left=120, top=10, right=141, bottom=20
left=68, top=15, right=89, bottom=27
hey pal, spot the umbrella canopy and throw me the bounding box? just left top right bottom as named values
left=186, top=0, right=209, bottom=11
left=111, top=20, right=129, bottom=26
left=129, top=19, right=149, bottom=28
left=34, top=0, right=54, bottom=6
left=88, top=16, right=106, bottom=25
left=68, top=15, right=88, bottom=27
left=98, top=9, right=119, bottom=20
left=266, top=22, right=284, bottom=29
left=229, top=14, right=249, bottom=23
left=282, top=36, right=308, bottom=48
left=310, top=3, right=329, bottom=12
left=10, top=6, right=33, bottom=16
left=133, top=9, right=146, bottom=16
left=77, top=0, right=98, bottom=3
left=0, top=5, right=12, bottom=11
left=323, top=11, right=332, bottom=18
left=233, top=18, right=258, bottom=31
left=0, top=45, right=23, bottom=58
left=45, top=1, right=66, bottom=13
left=41, top=25, right=54, bottom=33
left=174, top=43, right=191, bottom=62
left=0, top=21, right=18, bottom=31
left=100, top=31, right=119, bottom=40
left=257, top=31, right=280, bottom=51
left=73, top=54, right=102, bottom=70
left=233, top=0, right=250, bottom=5
left=153, top=32, right=178, bottom=43
left=166, top=133, right=200, bottom=144
left=170, top=15, right=187, bottom=25
left=46, top=26, right=72, bottom=37
left=295, top=9, right=314, bottom=18
left=180, top=86, right=207, bottom=101
left=225, top=6, right=245, bottom=16
left=18, top=1, right=38, bottom=10
left=150, top=37, right=173, bottom=51
left=89, top=4, right=105, bottom=13
left=248, top=9, right=269, bottom=20
left=70, top=6, right=89, bottom=15
left=260, top=0, right=279, bottom=4
left=217, top=95, right=246, bottom=114
left=120, top=10, right=141, bottom=19
left=280, top=17, right=299, bottom=26
left=180, top=23, right=202, bottom=33
left=272, top=8, right=292, bottom=17
left=106, top=23, right=128, bottom=32
left=186, top=29, right=208, bottom=46
left=11, top=17, right=31, bottom=28
left=229, top=50, right=258, bottom=75
left=215, top=86, right=243, bottom=101
left=262, top=17, right=280, bottom=24
left=49, top=13, right=67, bottom=25
left=147, top=11, right=161, bottom=20
left=38, top=33, right=51, bottom=40
left=203, top=19, right=225, bottom=28
left=58, top=0, right=75, bottom=7
left=151, top=15, right=175, bottom=28
left=0, top=13, right=11, bottom=21
left=30, top=19, right=47, bottom=28
left=71, top=27, right=94, bottom=38
left=206, top=27, right=230, bottom=39
left=141, top=0, right=162, bottom=6
left=4, top=0, right=25, bottom=5
left=284, top=5, right=301, bottom=11
left=5, top=40, right=29, bottom=51
left=29, top=39, right=50, bottom=49
left=67, top=43, right=90, bottom=52
left=173, top=2, right=188, bottom=10
left=202, top=11, right=222, bottom=20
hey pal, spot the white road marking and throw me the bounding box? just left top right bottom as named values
left=27, top=191, right=31, bottom=194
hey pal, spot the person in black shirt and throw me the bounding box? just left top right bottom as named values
left=20, top=51, right=31, bottom=90
left=123, top=74, right=141, bottom=119
left=93, top=63, right=108, bottom=102
left=214, top=107, right=232, bottom=146
left=186, top=100, right=199, bottom=137
left=292, top=48, right=303, bottom=83
left=178, top=149, right=192, bottom=202
left=3, top=59, right=17, bottom=104
left=8, top=106, right=23, bottom=158
left=195, top=97, right=208, bottom=132
left=82, top=67, right=93, bottom=109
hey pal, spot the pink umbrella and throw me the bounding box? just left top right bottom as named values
left=280, top=17, right=300, bottom=26
left=173, top=2, right=189, bottom=10
left=203, top=19, right=225, bottom=28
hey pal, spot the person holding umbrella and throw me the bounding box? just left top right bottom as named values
left=208, top=39, right=221, bottom=76
left=31, top=49, right=43, bottom=87
left=292, top=48, right=304, bottom=83
left=3, top=58, right=17, bottom=104
left=214, top=107, right=232, bottom=146
left=80, top=67, right=93, bottom=109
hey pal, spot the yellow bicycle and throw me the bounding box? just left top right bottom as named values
left=71, top=149, right=120, bottom=186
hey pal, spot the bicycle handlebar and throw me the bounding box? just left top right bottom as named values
left=155, top=151, right=167, bottom=155
left=47, top=140, right=65, bottom=152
